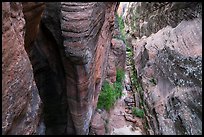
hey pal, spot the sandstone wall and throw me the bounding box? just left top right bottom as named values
left=125, top=2, right=202, bottom=38
left=60, top=2, right=118, bottom=134
left=2, top=2, right=42, bottom=135
left=125, top=2, right=202, bottom=135
left=2, top=2, right=119, bottom=135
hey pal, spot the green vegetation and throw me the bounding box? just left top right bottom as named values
left=115, top=13, right=127, bottom=44
left=115, top=13, right=133, bottom=53
left=97, top=69, right=125, bottom=111
left=132, top=107, right=144, bottom=118
left=116, top=68, right=125, bottom=82
left=116, top=13, right=125, bottom=35
left=97, top=81, right=115, bottom=111
left=144, top=122, right=149, bottom=130
left=149, top=77, right=157, bottom=85
left=131, top=69, right=143, bottom=93
left=127, top=42, right=142, bottom=94
left=126, top=46, right=131, bottom=52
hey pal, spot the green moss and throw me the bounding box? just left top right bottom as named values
left=144, top=122, right=149, bottom=130
left=116, top=68, right=125, bottom=82
left=149, top=77, right=157, bottom=85
left=126, top=46, right=131, bottom=52
left=131, top=69, right=143, bottom=93
left=132, top=107, right=144, bottom=118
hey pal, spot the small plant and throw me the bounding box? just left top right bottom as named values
left=116, top=13, right=127, bottom=44
left=115, top=69, right=125, bottom=98
left=116, top=68, right=125, bottom=82
left=132, top=107, right=144, bottom=118
left=127, top=51, right=132, bottom=57
left=113, top=82, right=123, bottom=99
left=144, top=122, right=149, bottom=130
left=116, top=13, right=125, bottom=34
left=149, top=77, right=157, bottom=85
left=126, top=46, right=131, bottom=52
left=97, top=81, right=116, bottom=111
left=97, top=69, right=125, bottom=111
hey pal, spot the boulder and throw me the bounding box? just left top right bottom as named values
left=89, top=112, right=105, bottom=135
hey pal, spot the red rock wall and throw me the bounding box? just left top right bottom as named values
left=22, top=2, right=45, bottom=51
left=2, top=2, right=118, bottom=135
left=106, top=38, right=126, bottom=83
left=60, top=2, right=118, bottom=134
left=2, top=2, right=42, bottom=135
left=23, top=3, right=68, bottom=135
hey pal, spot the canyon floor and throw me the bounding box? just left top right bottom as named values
left=101, top=49, right=147, bottom=135
left=108, top=73, right=144, bottom=135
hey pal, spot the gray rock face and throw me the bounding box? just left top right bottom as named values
left=124, top=97, right=134, bottom=104
left=125, top=2, right=202, bottom=38
left=125, top=84, right=131, bottom=91
left=125, top=2, right=202, bottom=135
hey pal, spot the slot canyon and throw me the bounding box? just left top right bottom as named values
left=2, top=2, right=202, bottom=135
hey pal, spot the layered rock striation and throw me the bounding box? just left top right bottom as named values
left=125, top=2, right=202, bottom=135
left=2, top=2, right=42, bottom=135
left=2, top=2, right=119, bottom=135
left=61, top=2, right=118, bottom=134
left=125, top=2, right=202, bottom=38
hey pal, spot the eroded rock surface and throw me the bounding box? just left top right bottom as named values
left=2, top=2, right=42, bottom=135
left=23, top=3, right=69, bottom=135
left=125, top=2, right=202, bottom=135
left=61, top=2, right=118, bottom=134
left=106, top=38, right=126, bottom=83
left=106, top=11, right=126, bottom=84
left=2, top=2, right=119, bottom=135
left=125, top=2, right=202, bottom=38
left=89, top=112, right=105, bottom=135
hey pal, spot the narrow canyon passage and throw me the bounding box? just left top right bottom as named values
left=101, top=3, right=148, bottom=135
left=2, top=2, right=202, bottom=135
left=107, top=48, right=145, bottom=135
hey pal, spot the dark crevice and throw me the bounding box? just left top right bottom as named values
left=25, top=20, right=74, bottom=134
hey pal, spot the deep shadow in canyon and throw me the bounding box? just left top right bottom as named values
left=2, top=2, right=202, bottom=135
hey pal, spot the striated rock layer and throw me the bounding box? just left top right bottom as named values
left=2, top=2, right=42, bottom=135
left=125, top=2, right=202, bottom=38
left=23, top=2, right=68, bottom=135
left=125, top=2, right=202, bottom=135
left=61, top=2, right=118, bottom=134
left=2, top=2, right=118, bottom=135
